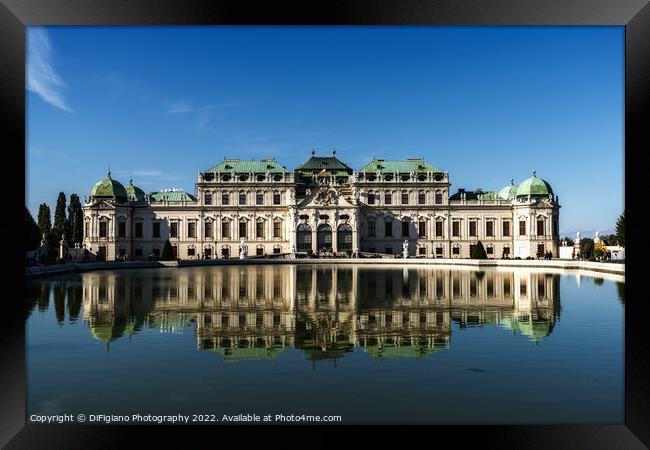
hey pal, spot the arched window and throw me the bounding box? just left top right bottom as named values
left=337, top=224, right=353, bottom=251
left=317, top=224, right=332, bottom=251
left=297, top=224, right=312, bottom=252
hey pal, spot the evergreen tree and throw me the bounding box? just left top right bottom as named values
left=615, top=211, right=625, bottom=247
left=471, top=241, right=488, bottom=259
left=53, top=192, right=67, bottom=239
left=561, top=236, right=574, bottom=246
left=25, top=206, right=41, bottom=252
left=37, top=203, right=51, bottom=237
left=67, top=194, right=84, bottom=244
left=161, top=239, right=174, bottom=261
left=580, top=238, right=594, bottom=259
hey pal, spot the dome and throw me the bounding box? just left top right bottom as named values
left=498, top=179, right=518, bottom=200
left=90, top=172, right=128, bottom=202
left=125, top=179, right=146, bottom=202
left=516, top=171, right=553, bottom=197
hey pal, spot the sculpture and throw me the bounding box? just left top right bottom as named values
left=402, top=240, right=409, bottom=259
left=239, top=240, right=247, bottom=259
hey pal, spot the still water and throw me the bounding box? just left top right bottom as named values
left=25, top=265, right=625, bottom=424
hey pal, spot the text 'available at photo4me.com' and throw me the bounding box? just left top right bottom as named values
left=29, top=413, right=344, bottom=424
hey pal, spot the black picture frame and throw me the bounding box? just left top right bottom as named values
left=3, top=0, right=647, bottom=447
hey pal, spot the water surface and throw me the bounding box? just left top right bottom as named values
left=25, top=264, right=625, bottom=424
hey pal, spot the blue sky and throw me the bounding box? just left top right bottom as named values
left=26, top=26, right=624, bottom=236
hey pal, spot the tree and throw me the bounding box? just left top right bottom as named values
left=580, top=238, right=594, bottom=259
left=471, top=241, right=488, bottom=259
left=594, top=242, right=607, bottom=260
left=561, top=236, right=574, bottom=246
left=37, top=203, right=51, bottom=237
left=25, top=206, right=41, bottom=252
left=161, top=239, right=174, bottom=261
left=602, top=234, right=618, bottom=246
left=615, top=211, right=625, bottom=247
left=53, top=192, right=68, bottom=240
left=67, top=194, right=84, bottom=245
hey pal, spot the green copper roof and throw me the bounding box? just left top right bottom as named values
left=90, top=173, right=128, bottom=201
left=449, top=189, right=496, bottom=201
left=498, top=179, right=518, bottom=200
left=125, top=179, right=146, bottom=202
left=360, top=158, right=442, bottom=174
left=149, top=191, right=197, bottom=202
left=296, top=155, right=353, bottom=175
left=516, top=171, right=554, bottom=197
left=207, top=346, right=285, bottom=362
left=204, top=158, right=288, bottom=174
left=500, top=317, right=553, bottom=343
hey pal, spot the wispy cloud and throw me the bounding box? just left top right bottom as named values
left=29, top=146, right=74, bottom=161
left=27, top=28, right=72, bottom=112
left=164, top=101, right=244, bottom=114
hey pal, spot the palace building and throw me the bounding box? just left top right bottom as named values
left=82, top=152, right=560, bottom=260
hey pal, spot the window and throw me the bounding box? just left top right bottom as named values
left=368, top=221, right=376, bottom=237
left=537, top=219, right=544, bottom=236
left=256, top=222, right=264, bottom=239
left=452, top=246, right=460, bottom=255
left=273, top=247, right=281, bottom=254
left=222, top=221, right=230, bottom=239
left=99, top=221, right=107, bottom=238
left=134, top=248, right=142, bottom=258
left=204, top=221, right=212, bottom=239
left=469, top=221, right=477, bottom=237
left=170, top=222, right=178, bottom=238
left=436, top=247, right=443, bottom=256
left=204, top=193, right=212, bottom=205
left=502, top=220, right=510, bottom=237
left=452, top=221, right=460, bottom=237
left=418, top=247, right=426, bottom=255
left=486, top=246, right=494, bottom=255
left=435, top=192, right=442, bottom=204
left=187, top=222, right=196, bottom=238
left=273, top=221, right=281, bottom=238
left=519, top=220, right=526, bottom=236
left=239, top=222, right=247, bottom=238
left=418, top=192, right=426, bottom=204
left=256, top=247, right=264, bottom=256
left=221, top=193, right=229, bottom=205
left=503, top=246, right=511, bottom=258
left=256, top=192, right=264, bottom=205
left=273, top=193, right=281, bottom=205
left=85, top=221, right=89, bottom=237
left=367, top=193, right=375, bottom=205
left=385, top=220, right=392, bottom=237
left=239, top=192, right=247, bottom=205
left=436, top=221, right=443, bottom=237
left=153, top=222, right=160, bottom=238
left=135, top=222, right=143, bottom=238
left=402, top=221, right=409, bottom=237
left=418, top=221, right=426, bottom=237
left=401, top=192, right=409, bottom=205
left=188, top=247, right=195, bottom=257
left=486, top=221, right=494, bottom=237
left=118, top=222, right=126, bottom=238
left=385, top=193, right=392, bottom=205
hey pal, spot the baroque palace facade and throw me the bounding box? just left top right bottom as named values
left=82, top=152, right=560, bottom=261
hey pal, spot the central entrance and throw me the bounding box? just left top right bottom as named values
left=317, top=224, right=332, bottom=251
left=337, top=223, right=352, bottom=251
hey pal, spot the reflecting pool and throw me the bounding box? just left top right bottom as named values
left=25, top=265, right=625, bottom=424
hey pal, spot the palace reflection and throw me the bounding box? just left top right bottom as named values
left=36, top=265, right=561, bottom=362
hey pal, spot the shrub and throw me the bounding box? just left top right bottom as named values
left=471, top=241, right=488, bottom=259
left=161, top=240, right=174, bottom=261
left=588, top=256, right=596, bottom=262
left=526, top=256, right=534, bottom=260
left=344, top=249, right=352, bottom=258
left=305, top=249, right=313, bottom=258
left=514, top=257, right=521, bottom=260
